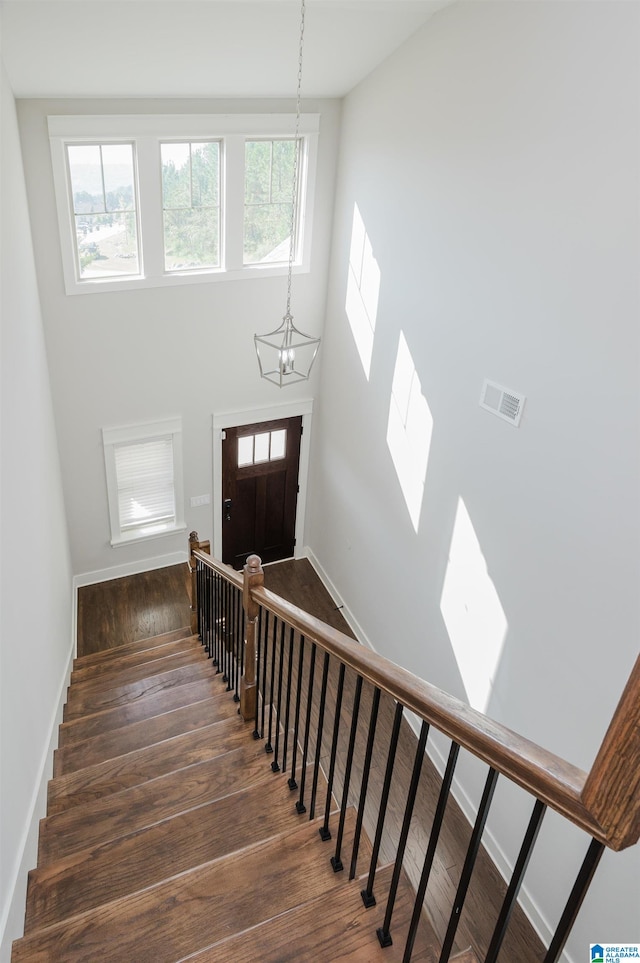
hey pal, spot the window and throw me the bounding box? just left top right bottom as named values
left=102, top=418, right=185, bottom=545
left=48, top=114, right=319, bottom=294
left=237, top=428, right=287, bottom=467
left=161, top=141, right=220, bottom=271
left=67, top=143, right=140, bottom=279
left=244, top=139, right=297, bottom=265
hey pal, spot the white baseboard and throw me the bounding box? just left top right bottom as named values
left=0, top=635, right=74, bottom=963
left=303, top=546, right=377, bottom=656
left=73, top=550, right=189, bottom=589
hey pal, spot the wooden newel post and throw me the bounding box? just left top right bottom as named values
left=188, top=531, right=200, bottom=637
left=581, top=654, right=640, bottom=851
left=240, top=554, right=264, bottom=723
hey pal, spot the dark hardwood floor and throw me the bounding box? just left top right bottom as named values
left=77, top=565, right=192, bottom=658
left=77, top=557, right=353, bottom=659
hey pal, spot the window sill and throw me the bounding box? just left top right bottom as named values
left=65, top=262, right=307, bottom=296
left=110, top=522, right=187, bottom=548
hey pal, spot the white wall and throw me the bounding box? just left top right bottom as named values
left=0, top=58, right=74, bottom=959
left=17, top=97, right=340, bottom=579
left=307, top=1, right=639, bottom=957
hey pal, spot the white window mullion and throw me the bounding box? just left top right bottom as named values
left=136, top=135, right=165, bottom=278
left=223, top=135, right=246, bottom=272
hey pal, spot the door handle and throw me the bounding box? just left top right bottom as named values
left=224, top=498, right=232, bottom=521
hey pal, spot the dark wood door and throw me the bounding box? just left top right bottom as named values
left=222, top=416, right=302, bottom=569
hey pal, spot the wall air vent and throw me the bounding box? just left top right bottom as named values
left=479, top=379, right=526, bottom=427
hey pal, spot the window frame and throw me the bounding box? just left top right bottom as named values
left=102, top=417, right=186, bottom=547
left=48, top=113, right=319, bottom=296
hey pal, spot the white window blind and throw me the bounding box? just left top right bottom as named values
left=103, top=417, right=185, bottom=545
left=114, top=437, right=175, bottom=531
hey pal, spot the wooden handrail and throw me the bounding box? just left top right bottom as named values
left=189, top=542, right=639, bottom=852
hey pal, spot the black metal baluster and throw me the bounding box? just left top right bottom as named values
left=320, top=662, right=346, bottom=841
left=216, top=572, right=224, bottom=670
left=295, top=642, right=316, bottom=814
left=484, top=798, right=546, bottom=963
left=224, top=580, right=232, bottom=692
left=349, top=686, right=380, bottom=880
left=200, top=565, right=206, bottom=651
left=230, top=583, right=237, bottom=694
left=402, top=741, right=460, bottom=963
left=265, top=615, right=278, bottom=754
left=543, top=838, right=605, bottom=963
left=438, top=767, right=499, bottom=963
left=196, top=560, right=203, bottom=641
left=309, top=652, right=330, bottom=819
left=288, top=634, right=305, bottom=791
left=377, top=720, right=429, bottom=947
left=271, top=620, right=286, bottom=772
left=253, top=606, right=264, bottom=739
left=261, top=610, right=271, bottom=742
left=362, top=700, right=404, bottom=909
left=208, top=568, right=215, bottom=658
left=221, top=578, right=228, bottom=682
left=233, top=585, right=241, bottom=703
left=331, top=674, right=363, bottom=872
left=282, top=626, right=295, bottom=775
left=210, top=572, right=217, bottom=666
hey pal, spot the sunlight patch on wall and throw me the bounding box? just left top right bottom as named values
left=345, top=204, right=380, bottom=379
left=386, top=331, right=433, bottom=532
left=440, top=498, right=508, bottom=713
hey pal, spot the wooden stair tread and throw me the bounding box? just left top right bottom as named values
left=13, top=810, right=369, bottom=963
left=180, top=863, right=439, bottom=963
left=70, top=635, right=202, bottom=683
left=63, top=660, right=216, bottom=721
left=450, top=952, right=480, bottom=962
left=39, top=743, right=279, bottom=865
left=58, top=675, right=228, bottom=746
left=73, top=626, right=193, bottom=668
left=54, top=695, right=237, bottom=776
left=27, top=770, right=326, bottom=931
left=47, top=716, right=254, bottom=815
left=68, top=644, right=206, bottom=694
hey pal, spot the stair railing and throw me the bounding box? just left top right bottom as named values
left=188, top=537, right=639, bottom=963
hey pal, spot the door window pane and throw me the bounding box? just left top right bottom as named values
left=238, top=435, right=254, bottom=468
left=254, top=432, right=270, bottom=464
left=270, top=429, right=286, bottom=460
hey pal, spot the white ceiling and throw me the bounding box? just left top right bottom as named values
left=0, top=0, right=452, bottom=100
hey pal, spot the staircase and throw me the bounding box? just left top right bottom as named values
left=12, top=625, right=462, bottom=962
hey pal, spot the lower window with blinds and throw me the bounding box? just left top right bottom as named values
left=102, top=417, right=185, bottom=545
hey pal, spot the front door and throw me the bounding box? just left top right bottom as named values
left=221, top=416, right=302, bottom=569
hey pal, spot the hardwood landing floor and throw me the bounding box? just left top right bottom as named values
left=77, top=557, right=352, bottom=659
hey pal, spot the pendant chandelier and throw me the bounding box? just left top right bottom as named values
left=254, top=0, right=320, bottom=387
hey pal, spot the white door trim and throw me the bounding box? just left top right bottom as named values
left=212, top=398, right=314, bottom=561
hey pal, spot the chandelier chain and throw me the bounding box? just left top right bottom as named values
left=286, top=0, right=306, bottom=318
